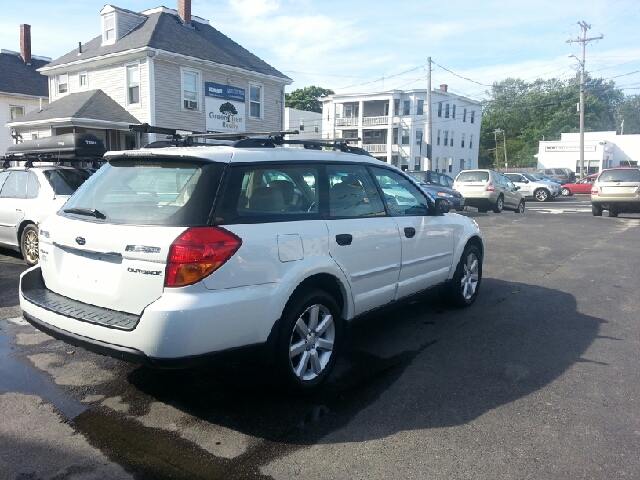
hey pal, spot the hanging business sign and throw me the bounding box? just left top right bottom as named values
left=204, top=82, right=245, bottom=133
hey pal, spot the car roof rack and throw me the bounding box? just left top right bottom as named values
left=130, top=124, right=371, bottom=156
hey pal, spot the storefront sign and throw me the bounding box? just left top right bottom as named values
left=545, top=145, right=596, bottom=152
left=204, top=82, right=245, bottom=133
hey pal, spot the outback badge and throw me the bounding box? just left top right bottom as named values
left=75, top=236, right=86, bottom=245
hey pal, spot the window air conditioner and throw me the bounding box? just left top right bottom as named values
left=184, top=100, right=198, bottom=110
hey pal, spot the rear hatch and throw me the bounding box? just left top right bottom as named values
left=454, top=171, right=491, bottom=197
left=595, top=169, right=640, bottom=199
left=38, top=155, right=226, bottom=315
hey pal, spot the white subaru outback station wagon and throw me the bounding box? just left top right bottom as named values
left=20, top=129, right=485, bottom=391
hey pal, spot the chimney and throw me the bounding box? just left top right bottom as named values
left=20, top=24, right=32, bottom=65
left=439, top=84, right=448, bottom=92
left=178, top=0, right=191, bottom=25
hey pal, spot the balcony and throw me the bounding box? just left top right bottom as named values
left=335, top=117, right=358, bottom=127
left=362, top=116, right=389, bottom=126
left=363, top=144, right=388, bottom=154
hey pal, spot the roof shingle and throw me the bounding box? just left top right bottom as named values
left=0, top=52, right=49, bottom=97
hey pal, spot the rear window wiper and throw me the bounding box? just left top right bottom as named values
left=63, top=208, right=107, bottom=219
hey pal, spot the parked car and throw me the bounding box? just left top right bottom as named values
left=19, top=131, right=485, bottom=392
left=0, top=165, right=91, bottom=265
left=406, top=173, right=465, bottom=211
left=504, top=172, right=560, bottom=202
left=591, top=167, right=640, bottom=217
left=560, top=174, right=599, bottom=196
left=536, top=168, right=575, bottom=184
left=453, top=169, right=525, bottom=213
left=407, top=170, right=455, bottom=188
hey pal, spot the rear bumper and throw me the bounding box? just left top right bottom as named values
left=19, top=266, right=280, bottom=368
left=462, top=197, right=494, bottom=209
left=591, top=199, right=640, bottom=213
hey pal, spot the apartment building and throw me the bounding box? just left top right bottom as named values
left=322, top=85, right=482, bottom=176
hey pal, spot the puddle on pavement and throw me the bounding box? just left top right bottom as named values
left=0, top=320, right=86, bottom=420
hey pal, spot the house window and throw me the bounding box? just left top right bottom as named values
left=334, top=104, right=341, bottom=119
left=460, top=159, right=465, bottom=170
left=450, top=131, right=454, bottom=147
left=445, top=103, right=450, bottom=118
left=461, top=133, right=465, bottom=148
left=435, top=157, right=439, bottom=171
left=438, top=102, right=442, bottom=117
left=448, top=158, right=453, bottom=173
left=78, top=72, right=87, bottom=87
left=299, top=119, right=304, bottom=131
left=452, top=105, right=456, bottom=119
left=9, top=106, right=24, bottom=120
left=401, top=129, right=410, bottom=145
left=30, top=132, right=38, bottom=140
left=394, top=99, right=400, bottom=116
left=463, top=108, right=467, bottom=122
left=416, top=129, right=423, bottom=145
left=393, top=128, right=398, bottom=144
left=103, top=13, right=116, bottom=43
left=314, top=126, right=319, bottom=133
left=345, top=104, right=353, bottom=117
left=57, top=74, right=68, bottom=94
left=471, top=111, right=475, bottom=123
left=470, top=134, right=473, bottom=149
left=437, top=129, right=441, bottom=145
left=181, top=68, right=200, bottom=111
left=417, top=99, right=424, bottom=116
left=443, top=130, right=448, bottom=145
left=126, top=64, right=140, bottom=105
left=250, top=84, right=263, bottom=118
left=403, top=100, right=410, bottom=116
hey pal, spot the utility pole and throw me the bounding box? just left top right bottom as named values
left=425, top=57, right=432, bottom=170
left=494, top=128, right=507, bottom=169
left=493, top=130, right=499, bottom=170
left=567, top=21, right=603, bottom=180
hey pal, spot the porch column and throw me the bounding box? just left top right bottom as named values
left=358, top=100, right=363, bottom=147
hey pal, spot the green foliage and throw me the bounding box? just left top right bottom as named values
left=285, top=86, right=335, bottom=113
left=617, top=95, right=640, bottom=134
left=479, top=74, right=627, bottom=168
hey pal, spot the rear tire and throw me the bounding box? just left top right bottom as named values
left=515, top=199, right=525, bottom=213
left=20, top=224, right=39, bottom=266
left=492, top=195, right=504, bottom=213
left=608, top=210, right=619, bottom=217
left=443, top=244, right=482, bottom=308
left=275, top=289, right=341, bottom=392
left=592, top=204, right=603, bottom=216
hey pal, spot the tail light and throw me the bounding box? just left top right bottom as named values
left=591, top=185, right=598, bottom=195
left=486, top=182, right=495, bottom=192
left=165, top=227, right=242, bottom=287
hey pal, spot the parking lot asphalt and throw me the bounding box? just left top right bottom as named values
left=1, top=195, right=639, bottom=480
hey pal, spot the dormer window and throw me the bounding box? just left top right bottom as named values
left=103, top=13, right=116, bottom=44
left=57, top=74, right=68, bottom=94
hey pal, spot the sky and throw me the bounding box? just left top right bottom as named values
left=1, top=0, right=640, bottom=103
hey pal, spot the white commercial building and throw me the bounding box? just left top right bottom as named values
left=536, top=131, right=639, bottom=176
left=321, top=85, right=482, bottom=175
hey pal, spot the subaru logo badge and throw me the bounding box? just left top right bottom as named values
left=75, top=236, right=86, bottom=246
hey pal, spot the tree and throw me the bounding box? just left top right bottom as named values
left=478, top=75, right=625, bottom=168
left=617, top=95, right=640, bottom=135
left=285, top=86, right=334, bottom=113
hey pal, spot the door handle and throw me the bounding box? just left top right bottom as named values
left=404, top=227, right=416, bottom=238
left=335, top=234, right=353, bottom=246
left=16, top=209, right=22, bottom=213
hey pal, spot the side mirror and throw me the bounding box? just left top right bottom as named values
left=523, top=179, right=529, bottom=184
left=514, top=186, right=521, bottom=191
left=434, top=198, right=451, bottom=215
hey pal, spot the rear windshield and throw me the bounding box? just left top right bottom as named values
left=60, top=158, right=224, bottom=226
left=408, top=171, right=428, bottom=182
left=43, top=168, right=90, bottom=195
left=599, top=169, right=640, bottom=182
left=456, top=171, right=489, bottom=182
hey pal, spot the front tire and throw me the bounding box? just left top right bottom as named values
left=275, top=289, right=341, bottom=391
left=592, top=204, right=603, bottom=216
left=20, top=224, right=39, bottom=266
left=492, top=195, right=504, bottom=213
left=443, top=244, right=482, bottom=308
left=534, top=188, right=549, bottom=202
left=561, top=187, right=572, bottom=196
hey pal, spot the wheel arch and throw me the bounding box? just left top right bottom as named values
left=287, top=273, right=347, bottom=320
left=17, top=219, right=37, bottom=245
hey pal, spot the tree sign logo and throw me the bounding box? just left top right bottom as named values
left=219, top=102, right=238, bottom=115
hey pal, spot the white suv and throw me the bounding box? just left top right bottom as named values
left=19, top=130, right=485, bottom=391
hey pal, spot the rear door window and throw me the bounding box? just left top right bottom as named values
left=0, top=171, right=28, bottom=198
left=61, top=158, right=224, bottom=226
left=328, top=164, right=385, bottom=218
left=217, top=164, right=320, bottom=223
